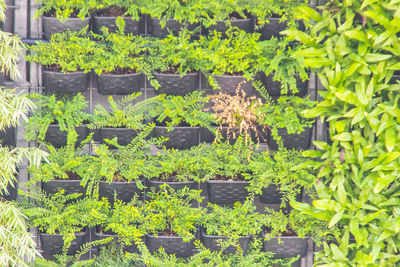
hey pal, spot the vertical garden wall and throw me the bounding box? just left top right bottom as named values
left=3, top=0, right=398, bottom=266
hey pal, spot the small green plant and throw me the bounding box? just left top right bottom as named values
left=140, top=185, right=205, bottom=242
left=149, top=91, right=216, bottom=132
left=25, top=93, right=91, bottom=143
left=89, top=92, right=161, bottom=130
left=26, top=30, right=96, bottom=73
left=85, top=241, right=138, bottom=267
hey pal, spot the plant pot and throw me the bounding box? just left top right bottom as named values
left=153, top=126, right=199, bottom=149
left=259, top=185, right=303, bottom=205
left=201, top=230, right=251, bottom=254
left=257, top=17, right=287, bottom=41
left=147, top=180, right=197, bottom=192
left=98, top=127, right=138, bottom=147
left=42, top=16, right=90, bottom=40
left=263, top=236, right=309, bottom=259
left=94, top=229, right=138, bottom=253
left=145, top=234, right=195, bottom=258
left=42, top=179, right=85, bottom=196
left=267, top=126, right=313, bottom=151
left=42, top=71, right=89, bottom=95
left=44, top=124, right=89, bottom=148
left=153, top=72, right=199, bottom=95
left=200, top=125, right=268, bottom=144
left=207, top=18, right=253, bottom=35
left=212, top=75, right=255, bottom=96
left=262, top=73, right=309, bottom=97
left=150, top=18, right=197, bottom=38
left=0, top=126, right=15, bottom=146
left=40, top=230, right=87, bottom=260
left=206, top=180, right=249, bottom=205
left=99, top=180, right=143, bottom=204
left=96, top=73, right=143, bottom=95
left=93, top=16, right=141, bottom=35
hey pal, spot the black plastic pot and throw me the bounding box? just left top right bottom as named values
left=147, top=180, right=197, bottom=192
left=257, top=17, right=287, bottom=41
left=267, top=126, right=313, bottom=151
left=42, top=16, right=90, bottom=40
left=200, top=125, right=268, bottom=144
left=96, top=73, right=143, bottom=95
left=99, top=180, right=143, bottom=204
left=40, top=230, right=87, bottom=260
left=150, top=18, right=197, bottom=38
left=42, top=71, right=89, bottom=95
left=206, top=180, right=249, bottom=205
left=262, top=73, right=309, bottom=97
left=201, top=230, right=251, bottom=254
left=263, top=236, right=309, bottom=258
left=44, top=124, right=89, bottom=148
left=98, top=127, right=138, bottom=146
left=0, top=126, right=15, bottom=146
left=145, top=234, right=195, bottom=258
left=42, top=180, right=85, bottom=196
left=153, top=72, right=199, bottom=95
left=153, top=126, right=200, bottom=149
left=207, top=18, right=253, bottom=35
left=259, top=185, right=303, bottom=205
left=212, top=75, right=255, bottom=96
left=94, top=229, right=138, bottom=253
left=93, top=16, right=141, bottom=35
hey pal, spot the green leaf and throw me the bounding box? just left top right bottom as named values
left=296, top=6, right=321, bottom=21
left=384, top=127, right=396, bottom=152
left=344, top=29, right=367, bottom=42
left=329, top=210, right=344, bottom=227
left=364, top=53, right=392, bottom=62
left=332, top=132, right=352, bottom=142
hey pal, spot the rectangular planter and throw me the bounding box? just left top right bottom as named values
left=42, top=71, right=89, bottom=94
left=263, top=236, right=309, bottom=259
left=40, top=230, right=87, bottom=260
left=206, top=180, right=249, bottom=206
left=201, top=230, right=251, bottom=254
left=145, top=234, right=195, bottom=258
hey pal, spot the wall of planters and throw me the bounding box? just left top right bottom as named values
left=3, top=0, right=331, bottom=266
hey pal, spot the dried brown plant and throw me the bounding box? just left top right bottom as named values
left=207, top=82, right=269, bottom=143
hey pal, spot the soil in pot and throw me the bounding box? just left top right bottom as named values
left=93, top=6, right=141, bottom=35
left=206, top=175, right=250, bottom=206
left=44, top=124, right=89, bottom=148
left=96, top=68, right=143, bottom=95
left=42, top=10, right=90, bottom=40
left=267, top=126, right=313, bottom=151
left=145, top=231, right=195, bottom=258
left=201, top=229, right=251, bottom=254
left=40, top=230, right=87, bottom=260
left=42, top=171, right=85, bottom=197
left=153, top=70, right=199, bottom=96
left=42, top=67, right=90, bottom=94
left=153, top=124, right=200, bottom=149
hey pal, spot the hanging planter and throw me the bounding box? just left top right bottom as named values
left=212, top=75, right=255, bottom=96
left=45, top=124, right=89, bottom=148
left=94, top=228, right=138, bottom=253
left=147, top=180, right=197, bottom=192
left=93, top=7, right=141, bottom=35
left=206, top=15, right=253, bottom=36
left=257, top=17, right=287, bottom=41
left=145, top=234, right=195, bottom=258
left=263, top=236, right=309, bottom=259
left=153, top=126, right=200, bottom=149
left=42, top=176, right=85, bottom=197
left=42, top=16, right=90, bottom=40
left=258, top=185, right=303, bottom=205
left=150, top=18, right=197, bottom=38
left=261, top=73, right=309, bottom=97
left=153, top=72, right=199, bottom=96
left=98, top=127, right=138, bottom=146
left=96, top=72, right=143, bottom=95
left=200, top=125, right=268, bottom=144
left=0, top=126, right=15, bottom=147
left=206, top=180, right=249, bottom=206
left=40, top=230, right=87, bottom=260
left=99, top=180, right=143, bottom=204
left=267, top=126, right=313, bottom=151
left=42, top=71, right=90, bottom=95
left=201, top=230, right=251, bottom=254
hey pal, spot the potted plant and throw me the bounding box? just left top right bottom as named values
left=18, top=191, right=108, bottom=260
left=257, top=95, right=315, bottom=150
left=92, top=1, right=143, bottom=35
left=149, top=91, right=216, bottom=149
left=25, top=93, right=91, bottom=148
left=246, top=148, right=314, bottom=207
left=262, top=209, right=328, bottom=259
left=196, top=29, right=262, bottom=95
left=147, top=32, right=202, bottom=95
left=143, top=145, right=213, bottom=192
left=91, top=20, right=151, bottom=95
left=35, top=0, right=95, bottom=40
left=26, top=31, right=95, bottom=94
left=28, top=131, right=92, bottom=196
left=204, top=137, right=254, bottom=206
left=200, top=201, right=266, bottom=254
left=141, top=185, right=205, bottom=258
left=89, top=92, right=160, bottom=146
left=201, top=87, right=268, bottom=144
left=0, top=126, right=15, bottom=147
